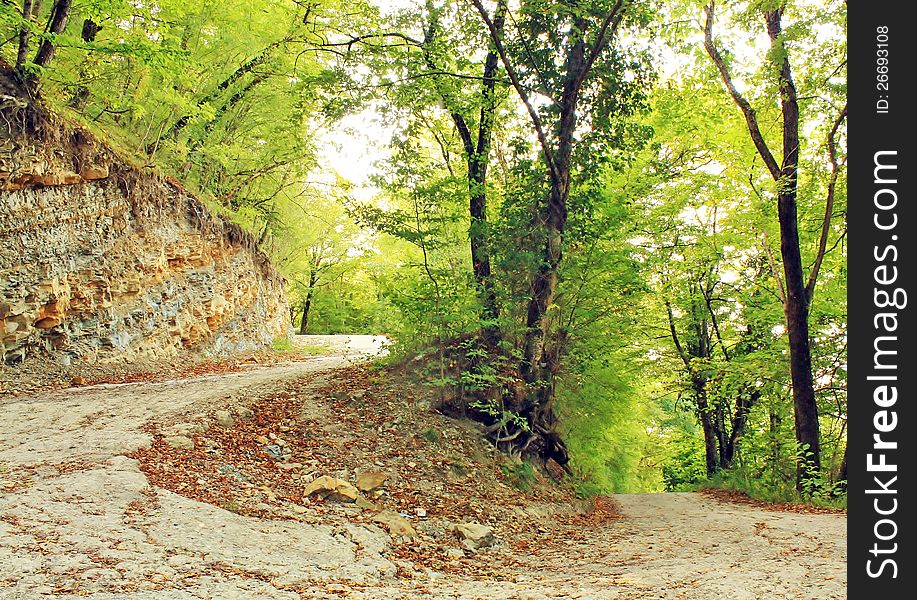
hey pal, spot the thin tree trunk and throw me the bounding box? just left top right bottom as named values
left=694, top=379, right=720, bottom=476
left=721, top=389, right=759, bottom=469
left=298, top=271, right=317, bottom=335
left=189, top=72, right=269, bottom=152
left=298, top=293, right=313, bottom=335
left=160, top=40, right=283, bottom=143
left=424, top=0, right=505, bottom=346
left=836, top=442, right=848, bottom=490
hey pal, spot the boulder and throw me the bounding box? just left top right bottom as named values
left=302, top=476, right=359, bottom=503
left=372, top=510, right=417, bottom=540
left=453, top=522, right=496, bottom=549
left=214, top=410, right=234, bottom=427
left=355, top=470, right=388, bottom=492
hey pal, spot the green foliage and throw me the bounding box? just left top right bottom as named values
left=421, top=428, right=441, bottom=444
left=271, top=336, right=295, bottom=353
left=557, top=358, right=662, bottom=493
left=706, top=465, right=847, bottom=510
left=661, top=437, right=708, bottom=491
left=501, top=461, right=536, bottom=492
left=1, top=0, right=847, bottom=508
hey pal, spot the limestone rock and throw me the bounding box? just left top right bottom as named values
left=164, top=435, right=194, bottom=450
left=302, top=476, right=359, bottom=503
left=372, top=510, right=417, bottom=540
left=355, top=470, right=388, bottom=493
left=453, top=522, right=496, bottom=549
left=445, top=547, right=466, bottom=560
left=80, top=165, right=109, bottom=180
left=0, top=111, right=288, bottom=369
left=214, top=410, right=234, bottom=427
left=355, top=496, right=379, bottom=511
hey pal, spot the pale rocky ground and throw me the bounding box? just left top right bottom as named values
left=0, top=336, right=846, bottom=599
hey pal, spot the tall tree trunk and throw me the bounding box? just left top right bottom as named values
left=32, top=0, right=72, bottom=70
left=472, top=0, right=627, bottom=467
left=765, top=8, right=821, bottom=488
left=704, top=2, right=821, bottom=490
left=466, top=4, right=505, bottom=346
left=68, top=18, right=102, bottom=110
left=424, top=0, right=505, bottom=346
left=16, top=0, right=40, bottom=73
left=519, top=15, right=584, bottom=384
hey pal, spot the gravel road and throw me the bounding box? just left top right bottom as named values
left=0, top=336, right=845, bottom=599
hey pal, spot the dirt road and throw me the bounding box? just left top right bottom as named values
left=0, top=337, right=846, bottom=599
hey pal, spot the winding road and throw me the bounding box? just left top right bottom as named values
left=0, top=336, right=846, bottom=599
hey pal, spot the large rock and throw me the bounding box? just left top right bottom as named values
left=355, top=470, right=388, bottom=493
left=214, top=410, right=234, bottom=427
left=453, top=522, right=496, bottom=549
left=164, top=435, right=194, bottom=450
left=372, top=511, right=417, bottom=541
left=302, top=476, right=359, bottom=503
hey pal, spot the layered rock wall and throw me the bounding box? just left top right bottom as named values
left=0, top=84, right=287, bottom=367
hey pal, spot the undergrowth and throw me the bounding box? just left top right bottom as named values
left=701, top=466, right=847, bottom=510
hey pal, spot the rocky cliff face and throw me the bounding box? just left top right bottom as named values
left=0, top=80, right=287, bottom=368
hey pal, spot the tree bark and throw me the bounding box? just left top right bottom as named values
left=32, top=0, right=72, bottom=70
left=721, top=389, right=759, bottom=469
left=298, top=270, right=317, bottom=335
left=471, top=0, right=627, bottom=468
left=16, top=0, right=40, bottom=73
left=519, top=14, right=584, bottom=384
left=765, top=8, right=821, bottom=487
left=836, top=442, right=848, bottom=490
left=423, top=1, right=505, bottom=346
left=694, top=378, right=720, bottom=476
left=466, top=2, right=505, bottom=346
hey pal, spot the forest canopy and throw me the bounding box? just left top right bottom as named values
left=1, top=0, right=847, bottom=502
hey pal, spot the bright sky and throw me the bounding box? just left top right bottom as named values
left=315, top=0, right=419, bottom=200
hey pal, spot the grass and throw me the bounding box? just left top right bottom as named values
left=701, top=468, right=847, bottom=511
left=501, top=461, right=537, bottom=492
left=295, top=344, right=335, bottom=356
left=271, top=336, right=334, bottom=356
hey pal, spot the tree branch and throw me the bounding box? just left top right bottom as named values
left=702, top=1, right=781, bottom=180
left=469, top=0, right=560, bottom=187
left=573, top=0, right=627, bottom=95
left=317, top=31, right=423, bottom=49
left=665, top=298, right=691, bottom=369
left=806, top=102, right=847, bottom=301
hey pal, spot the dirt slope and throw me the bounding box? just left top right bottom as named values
left=0, top=337, right=846, bottom=599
